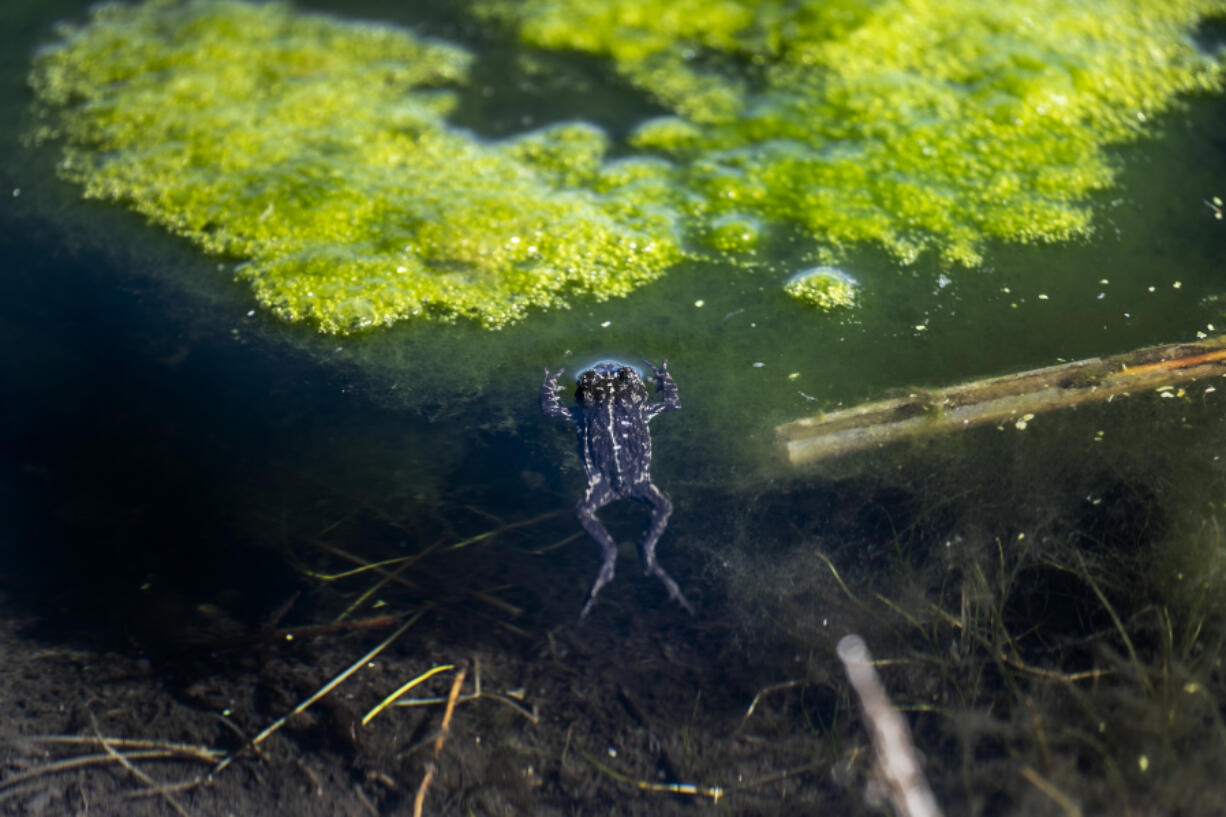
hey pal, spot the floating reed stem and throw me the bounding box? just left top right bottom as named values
left=778, top=335, right=1226, bottom=466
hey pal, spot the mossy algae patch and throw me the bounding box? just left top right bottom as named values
left=28, top=0, right=685, bottom=332
left=485, top=0, right=1226, bottom=267
left=785, top=266, right=857, bottom=311
left=28, top=0, right=1226, bottom=334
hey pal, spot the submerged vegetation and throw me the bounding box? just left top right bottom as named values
left=690, top=385, right=1226, bottom=815
left=27, top=0, right=1226, bottom=331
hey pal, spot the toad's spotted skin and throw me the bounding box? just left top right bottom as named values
left=541, top=359, right=693, bottom=618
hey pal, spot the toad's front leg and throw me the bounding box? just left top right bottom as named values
left=643, top=359, right=680, bottom=418
left=540, top=367, right=569, bottom=420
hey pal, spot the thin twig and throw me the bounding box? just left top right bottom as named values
left=528, top=530, right=584, bottom=555
left=363, top=664, right=456, bottom=726
left=837, top=635, right=943, bottom=817
left=468, top=589, right=523, bottom=618
left=386, top=656, right=538, bottom=723
left=336, top=561, right=414, bottom=622
left=27, top=736, right=223, bottom=763
left=123, top=778, right=209, bottom=800
left=412, top=665, right=467, bottom=817
left=392, top=691, right=538, bottom=723
left=306, top=543, right=428, bottom=585
left=88, top=711, right=196, bottom=817
left=1075, top=552, right=1151, bottom=694
left=576, top=749, right=724, bottom=803
left=212, top=612, right=423, bottom=776
left=722, top=760, right=823, bottom=793
left=308, top=541, right=522, bottom=626
left=1020, top=765, right=1082, bottom=817
left=0, top=751, right=208, bottom=796
left=779, top=335, right=1226, bottom=465
left=444, top=510, right=562, bottom=551
left=734, top=680, right=802, bottom=734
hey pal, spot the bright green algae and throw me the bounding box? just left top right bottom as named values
left=486, top=0, right=1226, bottom=267
left=27, top=0, right=1226, bottom=331
left=785, top=266, right=857, bottom=311
left=28, top=0, right=684, bottom=332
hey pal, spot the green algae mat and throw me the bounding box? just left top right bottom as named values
left=27, top=0, right=1226, bottom=334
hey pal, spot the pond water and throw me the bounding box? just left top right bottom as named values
left=3, top=1, right=1226, bottom=815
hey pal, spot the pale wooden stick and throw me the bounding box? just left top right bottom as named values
left=412, top=665, right=467, bottom=817
left=88, top=712, right=194, bottom=817
left=837, top=635, right=943, bottom=817
left=779, top=335, right=1226, bottom=465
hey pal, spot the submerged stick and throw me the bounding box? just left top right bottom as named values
left=88, top=712, right=196, bottom=817
left=576, top=749, right=724, bottom=803
left=211, top=612, right=421, bottom=776
left=412, top=665, right=467, bottom=817
left=837, top=635, right=943, bottom=817
left=778, top=335, right=1226, bottom=465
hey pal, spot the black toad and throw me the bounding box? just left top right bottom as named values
left=541, top=359, right=694, bottom=618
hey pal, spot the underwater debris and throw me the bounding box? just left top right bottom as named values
left=838, top=635, right=943, bottom=817
left=778, top=334, right=1226, bottom=465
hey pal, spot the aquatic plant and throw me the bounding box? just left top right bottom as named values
left=485, top=0, right=1226, bottom=266
left=28, top=0, right=1226, bottom=333
left=784, top=266, right=857, bottom=311
left=693, top=381, right=1226, bottom=815
left=28, top=0, right=685, bottom=332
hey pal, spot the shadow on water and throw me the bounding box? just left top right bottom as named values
left=0, top=219, right=325, bottom=641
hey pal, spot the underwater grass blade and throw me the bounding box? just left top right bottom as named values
left=1020, top=765, right=1083, bottom=817
left=576, top=749, right=724, bottom=803
left=212, top=611, right=422, bottom=776
left=363, top=664, right=456, bottom=726
left=1074, top=552, right=1151, bottom=694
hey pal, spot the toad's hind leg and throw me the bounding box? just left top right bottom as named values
left=575, top=481, right=619, bottom=619
left=633, top=482, right=695, bottom=615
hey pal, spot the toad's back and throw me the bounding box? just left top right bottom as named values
left=577, top=399, right=653, bottom=493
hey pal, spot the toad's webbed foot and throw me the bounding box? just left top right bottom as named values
left=642, top=555, right=695, bottom=615
left=634, top=481, right=694, bottom=615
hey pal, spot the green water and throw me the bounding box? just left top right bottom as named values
left=10, top=1, right=1224, bottom=465
left=4, top=1, right=1226, bottom=814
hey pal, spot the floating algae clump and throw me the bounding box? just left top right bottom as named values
left=484, top=0, right=1226, bottom=267
left=29, top=0, right=685, bottom=332
left=28, top=0, right=1226, bottom=332
left=785, top=267, right=857, bottom=311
